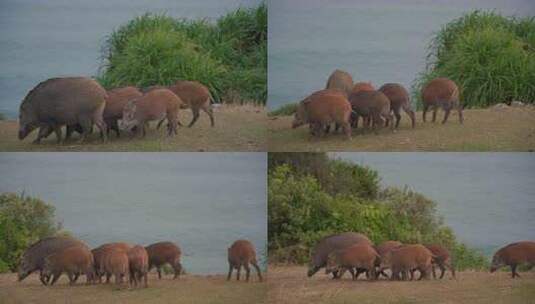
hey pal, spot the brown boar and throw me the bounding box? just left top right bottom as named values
left=99, top=248, right=129, bottom=286
left=168, top=80, right=214, bottom=127
left=18, top=77, right=108, bottom=143
left=325, top=243, right=379, bottom=281
left=18, top=236, right=89, bottom=285
left=308, top=232, right=372, bottom=278
left=92, top=242, right=132, bottom=283
left=380, top=244, right=435, bottom=281
left=490, top=241, right=535, bottom=278
left=425, top=244, right=456, bottom=279
left=42, top=246, right=95, bottom=286
left=145, top=241, right=182, bottom=279
left=374, top=240, right=403, bottom=279
left=325, top=69, right=354, bottom=97
left=118, top=89, right=182, bottom=137
left=292, top=89, right=352, bottom=139
left=227, top=239, right=263, bottom=282
left=379, top=83, right=416, bottom=128
left=351, top=82, right=375, bottom=94
left=102, top=86, right=143, bottom=137
left=349, top=90, right=393, bottom=132
left=421, top=77, right=463, bottom=124
left=127, top=245, right=149, bottom=288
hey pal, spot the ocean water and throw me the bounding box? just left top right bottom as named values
left=0, top=153, right=267, bottom=274
left=335, top=152, right=535, bottom=256
left=268, top=0, right=535, bottom=109
left=0, top=0, right=261, bottom=118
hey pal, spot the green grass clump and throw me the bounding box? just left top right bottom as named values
left=413, top=11, right=535, bottom=109
left=268, top=102, right=298, bottom=117
left=98, top=3, right=266, bottom=105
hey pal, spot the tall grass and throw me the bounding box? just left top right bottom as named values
left=413, top=11, right=535, bottom=108
left=98, top=3, right=267, bottom=105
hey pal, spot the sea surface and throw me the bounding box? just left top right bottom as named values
left=0, top=152, right=267, bottom=274
left=0, top=0, right=261, bottom=118
left=335, top=152, right=535, bottom=256
left=268, top=0, right=535, bottom=109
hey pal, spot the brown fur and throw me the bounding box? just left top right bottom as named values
left=91, top=243, right=132, bottom=283
left=349, top=90, right=393, bottom=132
left=351, top=82, right=375, bottom=94
left=292, top=89, right=352, bottom=139
left=325, top=243, right=379, bottom=281
left=145, top=242, right=182, bottom=280
left=374, top=240, right=403, bottom=279
left=425, top=244, right=456, bottom=279
left=380, top=244, right=434, bottom=281
left=325, top=69, right=354, bottom=97
left=491, top=241, right=535, bottom=278
left=102, top=86, right=143, bottom=137
left=379, top=83, right=416, bottom=128
left=119, top=89, right=182, bottom=137
left=168, top=80, right=214, bottom=127
left=18, top=77, right=108, bottom=144
left=421, top=77, right=463, bottom=124
left=227, top=240, right=263, bottom=282
left=99, top=248, right=129, bottom=286
left=127, top=245, right=149, bottom=288
left=42, top=246, right=95, bottom=286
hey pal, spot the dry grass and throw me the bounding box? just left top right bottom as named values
left=0, top=272, right=266, bottom=304
left=267, top=265, right=535, bottom=304
left=268, top=106, right=535, bottom=151
left=0, top=104, right=266, bottom=152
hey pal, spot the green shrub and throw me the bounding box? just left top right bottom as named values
left=413, top=11, right=535, bottom=108
left=0, top=192, right=62, bottom=272
left=98, top=3, right=267, bottom=105
left=268, top=102, right=298, bottom=117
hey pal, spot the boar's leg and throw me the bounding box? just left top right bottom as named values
left=422, top=104, right=429, bottom=122
left=156, top=266, right=162, bottom=279
left=33, top=126, right=52, bottom=144
left=201, top=103, right=215, bottom=127
left=402, top=102, right=416, bottom=128
left=511, top=264, right=520, bottom=278
left=442, top=105, right=451, bottom=124
left=156, top=118, right=166, bottom=130
left=106, top=273, right=111, bottom=283
left=188, top=107, right=201, bottom=128
left=431, top=264, right=437, bottom=279
left=227, top=264, right=233, bottom=281
left=392, top=107, right=402, bottom=129
left=77, top=117, right=94, bottom=143
left=67, top=272, right=76, bottom=285
left=244, top=263, right=251, bottom=282
left=172, top=260, right=182, bottom=279
left=52, top=125, right=63, bottom=144
left=457, top=103, right=464, bottom=124
left=432, top=105, right=438, bottom=123
left=49, top=271, right=62, bottom=286
left=142, top=271, right=148, bottom=288
left=236, top=264, right=241, bottom=281
left=251, top=260, right=263, bottom=282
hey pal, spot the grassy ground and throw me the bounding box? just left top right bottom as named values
left=0, top=105, right=266, bottom=152
left=0, top=271, right=266, bottom=304
left=268, top=106, right=535, bottom=151
left=267, top=265, right=535, bottom=304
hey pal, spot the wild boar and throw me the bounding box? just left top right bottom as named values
left=325, top=69, right=354, bottom=97
left=103, top=86, right=143, bottom=137
left=118, top=88, right=182, bottom=137
left=145, top=241, right=182, bottom=279
left=18, top=77, right=108, bottom=143
left=349, top=90, right=393, bottom=132
left=42, top=246, right=95, bottom=286
left=292, top=89, right=352, bottom=139
left=227, top=239, right=263, bottom=282
left=92, top=242, right=132, bottom=283
left=308, top=232, right=372, bottom=278
left=379, top=83, right=416, bottom=128
left=168, top=80, right=215, bottom=127
left=127, top=245, right=149, bottom=288
left=374, top=240, right=403, bottom=279
left=351, top=82, right=375, bottom=94
left=99, top=248, right=129, bottom=286
left=425, top=244, right=456, bottom=279
left=380, top=244, right=435, bottom=281
left=421, top=77, right=463, bottom=124
left=490, top=241, right=535, bottom=278
left=18, top=236, right=88, bottom=285
left=325, top=243, right=379, bottom=281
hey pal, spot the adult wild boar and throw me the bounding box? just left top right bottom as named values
left=490, top=241, right=535, bottom=278
left=118, top=88, right=182, bottom=137
left=421, top=77, right=463, bottom=124
left=145, top=241, right=182, bottom=279
left=18, top=77, right=108, bottom=143
left=127, top=245, right=149, bottom=288
left=92, top=242, right=132, bottom=283
left=103, top=86, right=143, bottom=137
left=325, top=69, right=354, bottom=97
left=292, top=89, right=352, bottom=139
left=18, top=236, right=88, bottom=285
left=351, top=82, right=375, bottom=94
left=42, top=246, right=95, bottom=286
left=379, top=83, right=416, bottom=128
left=308, top=232, right=372, bottom=278
left=425, top=244, right=456, bottom=279
left=380, top=244, right=435, bottom=281
left=349, top=90, right=393, bottom=132
left=99, top=248, right=129, bottom=286
left=168, top=80, right=215, bottom=127
left=227, top=239, right=263, bottom=282
left=325, top=243, right=379, bottom=281
left=374, top=240, right=403, bottom=279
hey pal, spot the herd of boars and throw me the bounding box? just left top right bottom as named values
left=307, top=232, right=535, bottom=281
left=18, top=77, right=215, bottom=144
left=17, top=236, right=262, bottom=288
left=292, top=69, right=463, bottom=139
